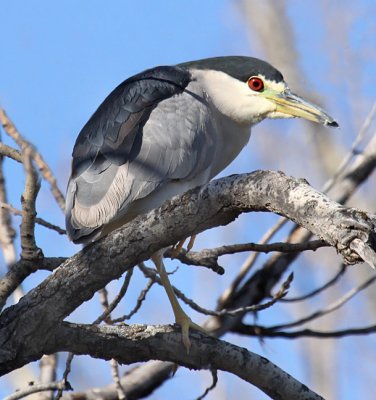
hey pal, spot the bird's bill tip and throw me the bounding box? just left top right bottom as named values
left=271, top=91, right=339, bottom=128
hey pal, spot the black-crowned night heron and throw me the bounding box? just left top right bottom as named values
left=66, top=56, right=338, bottom=349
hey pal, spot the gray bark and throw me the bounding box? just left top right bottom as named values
left=1, top=170, right=375, bottom=397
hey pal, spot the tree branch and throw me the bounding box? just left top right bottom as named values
left=0, top=171, right=375, bottom=375
left=0, top=108, right=66, bottom=211
left=64, top=361, right=174, bottom=400
left=233, top=323, right=376, bottom=339
left=5, top=380, right=72, bottom=400
left=0, top=257, right=66, bottom=311
left=51, top=323, right=323, bottom=400
left=171, top=240, right=328, bottom=273
left=0, top=201, right=66, bottom=234
left=20, top=148, right=43, bottom=262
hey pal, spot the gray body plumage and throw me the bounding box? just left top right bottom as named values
left=66, top=57, right=266, bottom=243
left=67, top=56, right=338, bottom=244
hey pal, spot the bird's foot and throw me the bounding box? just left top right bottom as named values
left=175, top=311, right=207, bottom=353
left=171, top=235, right=197, bottom=259
left=171, top=239, right=185, bottom=259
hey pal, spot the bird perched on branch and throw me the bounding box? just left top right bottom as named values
left=66, top=56, right=338, bottom=350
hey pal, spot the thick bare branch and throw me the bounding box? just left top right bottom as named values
left=210, top=133, right=376, bottom=333
left=52, top=323, right=324, bottom=400
left=0, top=257, right=66, bottom=310
left=1, top=170, right=375, bottom=375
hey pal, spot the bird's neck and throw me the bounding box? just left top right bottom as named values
left=209, top=110, right=252, bottom=178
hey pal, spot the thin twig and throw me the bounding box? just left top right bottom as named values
left=111, top=267, right=155, bottom=323
left=0, top=140, right=22, bottom=304
left=37, top=354, right=58, bottom=400
left=94, top=272, right=133, bottom=399
left=168, top=237, right=324, bottom=298
left=323, top=101, right=376, bottom=194
left=281, top=265, right=347, bottom=302
left=54, top=353, right=74, bottom=400
left=139, top=264, right=292, bottom=317
left=0, top=142, right=22, bottom=162
left=234, top=323, right=376, bottom=339
left=206, top=239, right=327, bottom=256
left=110, top=359, right=127, bottom=400
left=0, top=201, right=66, bottom=234
left=165, top=247, right=225, bottom=275
left=93, top=268, right=134, bottom=325
left=5, top=380, right=72, bottom=400
left=121, top=279, right=154, bottom=321
left=215, top=273, right=292, bottom=317
left=196, top=369, right=218, bottom=400
left=20, top=148, right=43, bottom=261
left=266, top=275, right=376, bottom=331
left=98, top=287, right=111, bottom=323
left=219, top=217, right=289, bottom=307
left=177, top=239, right=327, bottom=267
left=0, top=108, right=65, bottom=211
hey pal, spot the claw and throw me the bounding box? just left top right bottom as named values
left=175, top=311, right=206, bottom=353
left=152, top=250, right=207, bottom=353
left=171, top=235, right=197, bottom=259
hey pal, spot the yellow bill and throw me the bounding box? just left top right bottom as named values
left=267, top=89, right=339, bottom=127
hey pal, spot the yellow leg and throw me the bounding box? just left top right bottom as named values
left=152, top=252, right=204, bottom=352
left=186, top=234, right=196, bottom=252
left=171, top=235, right=197, bottom=259
left=170, top=238, right=185, bottom=259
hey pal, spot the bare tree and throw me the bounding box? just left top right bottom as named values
left=0, top=3, right=375, bottom=398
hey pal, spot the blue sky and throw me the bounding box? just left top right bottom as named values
left=1, top=1, right=376, bottom=399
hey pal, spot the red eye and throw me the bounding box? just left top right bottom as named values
left=247, top=77, right=264, bottom=92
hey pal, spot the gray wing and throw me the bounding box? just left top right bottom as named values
left=66, top=65, right=215, bottom=243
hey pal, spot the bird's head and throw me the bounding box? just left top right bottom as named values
left=180, top=56, right=338, bottom=128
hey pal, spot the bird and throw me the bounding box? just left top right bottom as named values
left=65, top=56, right=338, bottom=350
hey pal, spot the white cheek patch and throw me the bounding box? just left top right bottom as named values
left=191, top=69, right=289, bottom=125
left=192, top=69, right=274, bottom=124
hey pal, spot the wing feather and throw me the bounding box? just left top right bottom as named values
left=66, top=65, right=215, bottom=243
